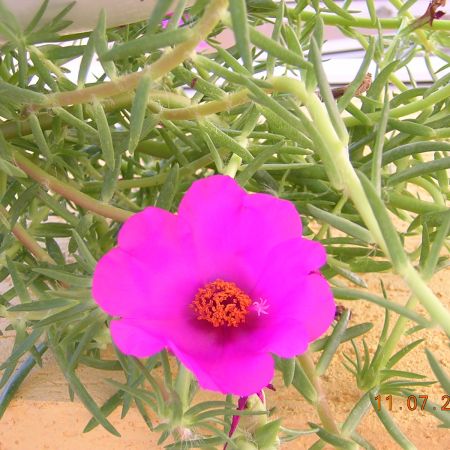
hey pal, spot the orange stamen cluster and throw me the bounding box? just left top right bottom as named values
left=191, top=279, right=252, bottom=328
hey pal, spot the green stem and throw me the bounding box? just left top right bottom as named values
left=337, top=155, right=388, bottom=254
left=380, top=213, right=450, bottom=366
left=344, top=84, right=450, bottom=127
left=83, top=150, right=230, bottom=192
left=271, top=76, right=388, bottom=254
left=175, top=364, right=192, bottom=413
left=12, top=152, right=132, bottom=222
left=398, top=263, right=450, bottom=335
left=387, top=191, right=447, bottom=214
left=298, top=352, right=340, bottom=436
left=159, top=89, right=251, bottom=121
left=224, top=154, right=243, bottom=178
left=0, top=205, right=55, bottom=264
left=315, top=195, right=348, bottom=240
left=271, top=76, right=450, bottom=335
left=28, top=45, right=66, bottom=79
left=31, top=0, right=229, bottom=109
left=291, top=10, right=450, bottom=32
left=409, top=177, right=445, bottom=206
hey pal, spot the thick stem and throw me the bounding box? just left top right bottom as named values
left=0, top=91, right=190, bottom=140
left=159, top=90, right=251, bottom=121
left=0, top=205, right=54, bottom=264
left=344, top=83, right=450, bottom=127
left=271, top=76, right=450, bottom=335
left=271, top=76, right=387, bottom=252
left=5, top=79, right=450, bottom=143
left=223, top=154, right=243, bottom=178
left=291, top=9, right=450, bottom=31
left=12, top=152, right=132, bottom=222
left=174, top=364, right=192, bottom=413
left=336, top=153, right=388, bottom=255
left=298, top=352, right=340, bottom=436
left=399, top=263, right=450, bottom=335
left=31, top=0, right=229, bottom=110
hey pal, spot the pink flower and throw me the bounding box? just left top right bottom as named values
left=92, top=176, right=335, bottom=396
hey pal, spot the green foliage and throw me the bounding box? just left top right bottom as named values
left=0, top=0, right=449, bottom=448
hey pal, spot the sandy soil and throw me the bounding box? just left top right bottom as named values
left=0, top=265, right=449, bottom=450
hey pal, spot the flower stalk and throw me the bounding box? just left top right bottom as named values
left=174, top=364, right=192, bottom=413
left=223, top=153, right=243, bottom=178
left=298, top=352, right=340, bottom=437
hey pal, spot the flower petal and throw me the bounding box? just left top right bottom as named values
left=175, top=347, right=275, bottom=396
left=178, top=175, right=248, bottom=284
left=92, top=247, right=200, bottom=319
left=108, top=316, right=275, bottom=395
left=296, top=273, right=335, bottom=341
left=237, top=192, right=303, bottom=257
left=178, top=176, right=303, bottom=290
left=231, top=192, right=303, bottom=290
left=110, top=319, right=165, bottom=358
left=250, top=238, right=333, bottom=343
left=251, top=237, right=328, bottom=308
left=117, top=206, right=184, bottom=262
left=254, top=271, right=335, bottom=343
left=255, top=237, right=327, bottom=285
left=255, top=318, right=309, bottom=358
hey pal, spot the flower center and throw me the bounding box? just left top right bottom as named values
left=191, top=279, right=252, bottom=328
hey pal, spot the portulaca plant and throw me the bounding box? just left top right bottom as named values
left=0, top=1, right=449, bottom=449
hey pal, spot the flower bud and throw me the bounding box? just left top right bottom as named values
left=233, top=437, right=258, bottom=450
left=238, top=393, right=268, bottom=433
